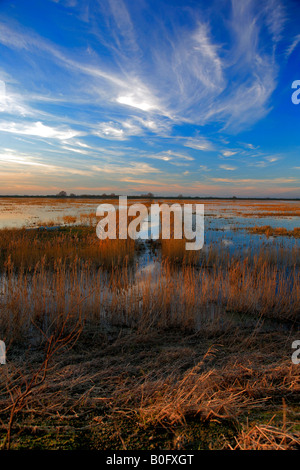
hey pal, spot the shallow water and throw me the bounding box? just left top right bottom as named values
left=0, top=198, right=298, bottom=333
left=0, top=197, right=299, bottom=255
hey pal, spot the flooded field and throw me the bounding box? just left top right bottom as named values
left=0, top=197, right=299, bottom=248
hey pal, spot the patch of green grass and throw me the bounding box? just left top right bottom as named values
left=0, top=414, right=237, bottom=450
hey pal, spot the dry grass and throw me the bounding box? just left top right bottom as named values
left=0, top=231, right=298, bottom=346
left=0, top=325, right=299, bottom=450
left=0, top=226, right=135, bottom=271
left=229, top=422, right=300, bottom=450
left=246, top=225, right=300, bottom=238
left=157, top=200, right=300, bottom=218
left=160, top=239, right=201, bottom=265
left=0, top=214, right=299, bottom=450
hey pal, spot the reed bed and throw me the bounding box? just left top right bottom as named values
left=0, top=226, right=135, bottom=271
left=0, top=223, right=299, bottom=450
left=246, top=225, right=300, bottom=238
left=0, top=242, right=299, bottom=347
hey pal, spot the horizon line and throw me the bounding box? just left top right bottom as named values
left=0, top=194, right=299, bottom=201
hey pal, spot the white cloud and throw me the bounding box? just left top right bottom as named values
left=93, top=116, right=172, bottom=141
left=210, top=177, right=298, bottom=184
left=0, top=151, right=47, bottom=167
left=243, top=143, right=258, bottom=150
left=286, top=34, right=300, bottom=57
left=222, top=150, right=237, bottom=157
left=0, top=121, right=81, bottom=140
left=0, top=79, right=33, bottom=116
left=0, top=0, right=289, bottom=139
left=264, top=0, right=286, bottom=43
left=199, top=165, right=210, bottom=171
left=61, top=146, right=91, bottom=155
left=93, top=119, right=147, bottom=141
left=265, top=156, right=280, bottom=162
left=219, top=164, right=237, bottom=171
left=184, top=138, right=214, bottom=151
left=146, top=150, right=194, bottom=163
left=191, top=23, right=224, bottom=89
left=116, top=94, right=155, bottom=112
left=94, top=122, right=127, bottom=140
left=92, top=161, right=160, bottom=175
left=164, top=150, right=194, bottom=161
left=0, top=149, right=92, bottom=177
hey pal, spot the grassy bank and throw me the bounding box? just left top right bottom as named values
left=0, top=324, right=299, bottom=450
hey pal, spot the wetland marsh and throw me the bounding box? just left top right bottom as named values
left=0, top=197, right=299, bottom=450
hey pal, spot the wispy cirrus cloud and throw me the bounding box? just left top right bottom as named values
left=92, top=161, right=161, bottom=175
left=0, top=79, right=33, bottom=116
left=184, top=138, right=215, bottom=151
left=219, top=164, right=237, bottom=171
left=210, top=177, right=298, bottom=184
left=0, top=121, right=81, bottom=140
left=202, top=0, right=285, bottom=130
left=221, top=150, right=237, bottom=157
left=0, top=0, right=286, bottom=132
left=285, top=34, right=300, bottom=57
left=92, top=115, right=172, bottom=141
left=0, top=148, right=93, bottom=177
left=0, top=0, right=297, bottom=196
left=141, top=150, right=195, bottom=169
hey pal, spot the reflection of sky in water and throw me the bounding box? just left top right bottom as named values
left=205, top=213, right=299, bottom=251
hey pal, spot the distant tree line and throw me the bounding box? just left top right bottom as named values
left=0, top=191, right=298, bottom=201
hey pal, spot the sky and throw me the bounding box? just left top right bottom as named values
left=0, top=0, right=300, bottom=197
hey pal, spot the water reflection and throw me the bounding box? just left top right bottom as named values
left=0, top=198, right=299, bottom=257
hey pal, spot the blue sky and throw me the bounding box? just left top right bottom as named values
left=0, top=0, right=299, bottom=197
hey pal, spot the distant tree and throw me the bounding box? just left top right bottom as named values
left=57, top=191, right=67, bottom=197
left=70, top=193, right=76, bottom=198
left=178, top=194, right=183, bottom=198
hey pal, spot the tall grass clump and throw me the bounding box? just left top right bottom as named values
left=0, top=226, right=135, bottom=271
left=0, top=242, right=298, bottom=347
